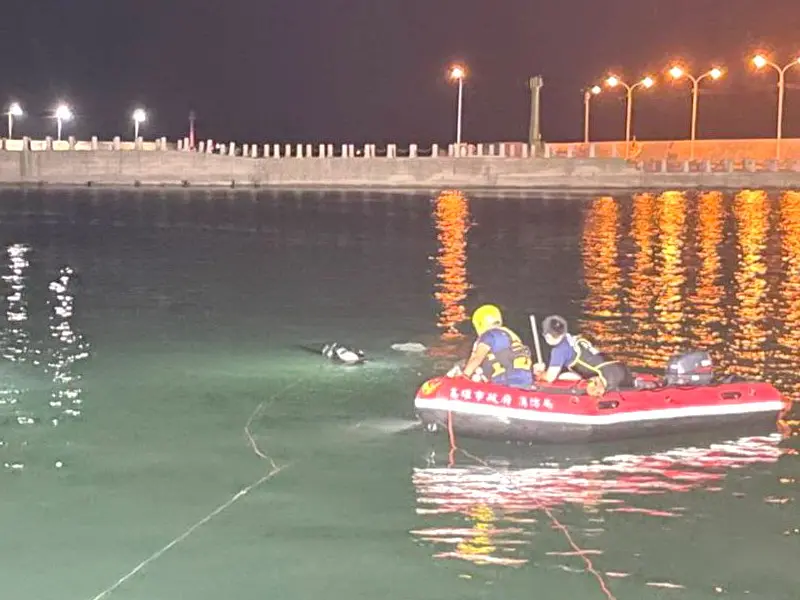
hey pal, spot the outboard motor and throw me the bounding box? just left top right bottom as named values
left=665, top=350, right=714, bottom=386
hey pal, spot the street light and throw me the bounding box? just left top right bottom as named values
left=668, top=65, right=724, bottom=159
left=605, top=75, right=655, bottom=156
left=6, top=102, right=22, bottom=139
left=54, top=104, right=73, bottom=141
left=752, top=54, right=800, bottom=159
left=583, top=85, right=601, bottom=143
left=449, top=64, right=466, bottom=147
left=132, top=108, right=147, bottom=140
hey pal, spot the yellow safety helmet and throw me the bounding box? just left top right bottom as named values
left=472, top=304, right=503, bottom=335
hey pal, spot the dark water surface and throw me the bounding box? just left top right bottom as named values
left=0, top=188, right=796, bottom=600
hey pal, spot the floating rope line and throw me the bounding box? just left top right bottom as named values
left=87, top=381, right=298, bottom=600
left=446, top=410, right=617, bottom=600
left=87, top=464, right=287, bottom=600
left=244, top=379, right=302, bottom=469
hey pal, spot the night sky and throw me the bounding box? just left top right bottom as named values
left=1, top=1, right=797, bottom=145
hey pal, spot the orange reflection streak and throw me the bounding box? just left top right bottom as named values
left=417, top=503, right=530, bottom=566
left=651, top=192, right=688, bottom=363
left=433, top=190, right=470, bottom=338
left=625, top=193, right=659, bottom=369
left=686, top=192, right=726, bottom=360
left=431, top=190, right=471, bottom=353
left=453, top=504, right=498, bottom=559
left=727, top=191, right=770, bottom=378
left=580, top=196, right=623, bottom=351
left=773, top=192, right=800, bottom=408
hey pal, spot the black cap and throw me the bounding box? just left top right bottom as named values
left=542, top=315, right=567, bottom=336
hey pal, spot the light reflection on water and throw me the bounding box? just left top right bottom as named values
left=432, top=191, right=471, bottom=342
left=686, top=192, right=726, bottom=362
left=411, top=434, right=788, bottom=567
left=429, top=190, right=471, bottom=361
left=579, top=196, right=622, bottom=351
left=45, top=266, right=90, bottom=421
left=727, top=190, right=770, bottom=378
left=0, top=244, right=90, bottom=471
left=415, top=188, right=800, bottom=580
left=623, top=193, right=658, bottom=368
left=0, top=189, right=795, bottom=594
left=652, top=191, right=688, bottom=361
left=2, top=244, right=31, bottom=363
left=774, top=192, right=800, bottom=398
left=578, top=190, right=798, bottom=416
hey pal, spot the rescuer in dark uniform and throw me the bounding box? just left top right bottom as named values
left=533, top=315, right=632, bottom=396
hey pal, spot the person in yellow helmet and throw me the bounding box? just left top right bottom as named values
left=453, top=304, right=533, bottom=388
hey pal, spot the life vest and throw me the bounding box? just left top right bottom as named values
left=478, top=326, right=532, bottom=383
left=566, top=335, right=619, bottom=381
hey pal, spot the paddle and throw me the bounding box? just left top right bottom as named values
left=529, top=314, right=544, bottom=365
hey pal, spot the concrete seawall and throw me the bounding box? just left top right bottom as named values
left=547, top=137, right=800, bottom=161
left=2, top=146, right=800, bottom=190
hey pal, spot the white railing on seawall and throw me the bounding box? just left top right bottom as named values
left=3, top=136, right=168, bottom=152
left=1, top=137, right=539, bottom=158
left=4, top=137, right=800, bottom=172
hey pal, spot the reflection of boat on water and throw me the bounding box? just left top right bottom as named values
left=414, top=372, right=785, bottom=444
left=410, top=432, right=788, bottom=566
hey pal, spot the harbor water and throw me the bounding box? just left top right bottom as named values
left=0, top=188, right=796, bottom=600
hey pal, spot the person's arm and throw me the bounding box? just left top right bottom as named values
left=540, top=365, right=564, bottom=383
left=463, top=342, right=491, bottom=378
left=543, top=368, right=581, bottom=382
left=536, top=342, right=571, bottom=383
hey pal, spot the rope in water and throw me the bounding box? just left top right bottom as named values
left=446, top=410, right=617, bottom=600
left=86, top=381, right=297, bottom=600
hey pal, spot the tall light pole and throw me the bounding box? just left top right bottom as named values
left=668, top=65, right=724, bottom=159
left=7, top=102, right=22, bottom=139
left=752, top=54, right=800, bottom=160
left=605, top=75, right=655, bottom=157
left=528, top=76, right=544, bottom=149
left=449, top=64, right=466, bottom=147
left=132, top=108, right=146, bottom=140
left=584, top=85, right=601, bottom=144
left=189, top=110, right=196, bottom=150
left=55, top=104, right=73, bottom=141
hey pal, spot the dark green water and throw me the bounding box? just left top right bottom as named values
left=0, top=188, right=796, bottom=600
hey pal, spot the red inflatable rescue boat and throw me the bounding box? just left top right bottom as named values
left=414, top=372, right=786, bottom=443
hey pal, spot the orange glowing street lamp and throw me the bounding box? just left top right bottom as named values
left=604, top=75, right=654, bottom=156
left=668, top=65, right=724, bottom=159
left=583, top=85, right=602, bottom=144
left=751, top=54, right=800, bottom=159
left=448, top=64, right=466, bottom=146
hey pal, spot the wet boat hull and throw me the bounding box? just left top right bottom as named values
left=414, top=376, right=785, bottom=444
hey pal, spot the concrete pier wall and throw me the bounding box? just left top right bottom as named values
left=1, top=138, right=800, bottom=190
left=0, top=150, right=638, bottom=188
left=546, top=138, right=800, bottom=161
